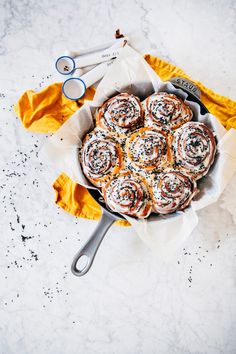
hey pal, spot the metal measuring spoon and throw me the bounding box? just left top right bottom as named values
left=62, top=59, right=114, bottom=100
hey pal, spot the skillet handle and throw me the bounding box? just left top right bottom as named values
left=170, top=77, right=201, bottom=99
left=71, top=211, right=115, bottom=277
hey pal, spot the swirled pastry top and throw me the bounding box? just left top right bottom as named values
left=96, top=93, right=143, bottom=135
left=144, top=92, right=193, bottom=130
left=172, top=122, right=216, bottom=179
left=126, top=127, right=171, bottom=172
left=102, top=172, right=152, bottom=218
left=81, top=129, right=123, bottom=187
left=80, top=91, right=217, bottom=218
left=151, top=170, right=197, bottom=214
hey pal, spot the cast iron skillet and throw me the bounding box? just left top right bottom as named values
left=71, top=78, right=209, bottom=276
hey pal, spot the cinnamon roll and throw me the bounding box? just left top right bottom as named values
left=126, top=127, right=171, bottom=172
left=172, top=122, right=216, bottom=179
left=152, top=170, right=198, bottom=214
left=103, top=172, right=152, bottom=218
left=144, top=92, right=193, bottom=130
left=81, top=130, right=123, bottom=187
left=96, top=93, right=143, bottom=135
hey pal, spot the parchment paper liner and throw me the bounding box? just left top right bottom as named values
left=43, top=46, right=236, bottom=258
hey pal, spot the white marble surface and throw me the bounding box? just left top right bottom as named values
left=0, top=1, right=236, bottom=353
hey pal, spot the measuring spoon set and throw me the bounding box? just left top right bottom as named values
left=55, top=37, right=128, bottom=100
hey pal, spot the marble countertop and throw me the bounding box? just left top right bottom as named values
left=0, top=1, right=236, bottom=353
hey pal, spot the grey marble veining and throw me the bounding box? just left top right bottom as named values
left=0, top=1, right=236, bottom=354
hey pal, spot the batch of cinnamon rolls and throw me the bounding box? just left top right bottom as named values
left=81, top=92, right=217, bottom=219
